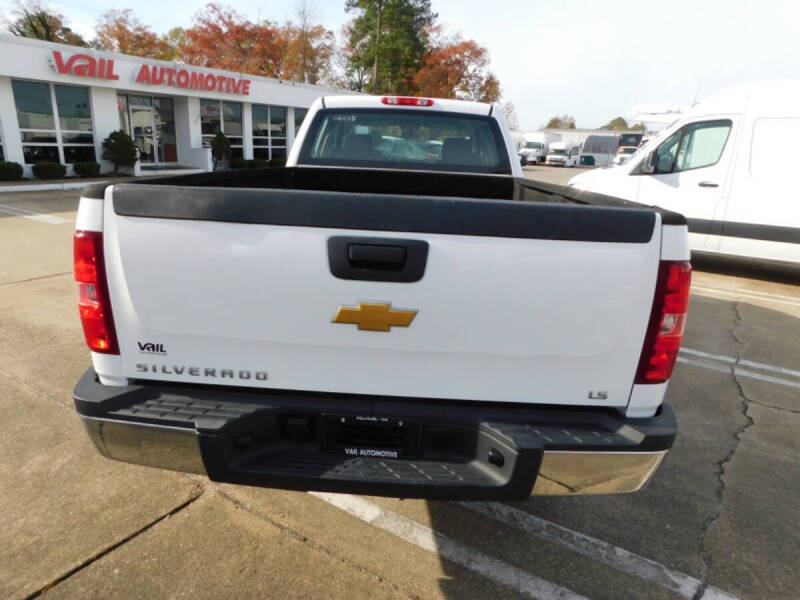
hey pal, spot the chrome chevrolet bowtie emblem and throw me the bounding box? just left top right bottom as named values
left=333, top=302, right=417, bottom=332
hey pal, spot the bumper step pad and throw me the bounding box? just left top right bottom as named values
left=73, top=369, right=676, bottom=500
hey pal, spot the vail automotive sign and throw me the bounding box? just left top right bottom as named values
left=51, top=51, right=252, bottom=96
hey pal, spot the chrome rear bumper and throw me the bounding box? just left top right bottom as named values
left=75, top=368, right=676, bottom=500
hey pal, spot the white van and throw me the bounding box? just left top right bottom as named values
left=569, top=81, right=800, bottom=268
left=546, top=141, right=581, bottom=167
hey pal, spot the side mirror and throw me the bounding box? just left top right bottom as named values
left=639, top=151, right=655, bottom=174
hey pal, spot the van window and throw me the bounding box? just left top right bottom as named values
left=654, top=120, right=731, bottom=174
left=654, top=130, right=681, bottom=173
left=751, top=118, right=800, bottom=176
left=675, top=120, right=731, bottom=171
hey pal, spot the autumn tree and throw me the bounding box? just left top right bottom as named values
left=181, top=3, right=286, bottom=78
left=413, top=26, right=500, bottom=102
left=7, top=1, right=88, bottom=46
left=545, top=115, right=576, bottom=129
left=95, top=9, right=174, bottom=59
left=282, top=1, right=334, bottom=84
left=162, top=27, right=187, bottom=56
left=344, top=0, right=436, bottom=94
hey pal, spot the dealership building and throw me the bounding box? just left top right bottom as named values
left=0, top=34, right=353, bottom=177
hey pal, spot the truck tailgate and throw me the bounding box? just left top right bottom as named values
left=102, top=184, right=661, bottom=409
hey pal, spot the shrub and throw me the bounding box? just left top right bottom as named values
left=0, top=161, right=23, bottom=181
left=229, top=157, right=249, bottom=169
left=101, top=130, right=137, bottom=173
left=248, top=159, right=269, bottom=168
left=32, top=161, right=66, bottom=179
left=268, top=158, right=286, bottom=168
left=210, top=130, right=231, bottom=170
left=73, top=161, right=101, bottom=178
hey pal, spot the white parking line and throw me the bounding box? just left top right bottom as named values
left=679, top=348, right=800, bottom=389
left=681, top=347, right=800, bottom=379
left=0, top=203, right=70, bottom=224
left=310, top=492, right=588, bottom=600
left=691, top=284, right=800, bottom=308
left=461, top=502, right=739, bottom=600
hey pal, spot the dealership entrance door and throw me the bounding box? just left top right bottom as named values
left=118, top=94, right=177, bottom=165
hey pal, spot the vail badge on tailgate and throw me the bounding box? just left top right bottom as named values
left=138, top=341, right=166, bottom=355
left=333, top=302, right=417, bottom=332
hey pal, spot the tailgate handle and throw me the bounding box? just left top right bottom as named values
left=348, top=244, right=406, bottom=269
left=328, top=237, right=429, bottom=283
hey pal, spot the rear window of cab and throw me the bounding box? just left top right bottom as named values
left=297, top=108, right=512, bottom=174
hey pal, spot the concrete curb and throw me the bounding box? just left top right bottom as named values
left=0, top=182, right=99, bottom=193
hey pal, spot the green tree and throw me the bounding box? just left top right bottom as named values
left=601, top=116, right=628, bottom=130
left=601, top=116, right=646, bottom=131
left=344, top=0, right=436, bottom=94
left=7, top=1, right=88, bottom=46
left=210, top=129, right=232, bottom=171
left=545, top=115, right=576, bottom=129
left=101, top=130, right=137, bottom=174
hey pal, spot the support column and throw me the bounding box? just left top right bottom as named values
left=243, top=102, right=253, bottom=160
left=287, top=106, right=296, bottom=152
left=90, top=86, right=120, bottom=174
left=0, top=76, right=25, bottom=172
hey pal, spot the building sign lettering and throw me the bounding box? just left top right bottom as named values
left=134, top=65, right=251, bottom=96
left=50, top=51, right=251, bottom=97
left=51, top=51, right=119, bottom=80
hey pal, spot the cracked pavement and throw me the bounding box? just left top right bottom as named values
left=1, top=185, right=799, bottom=599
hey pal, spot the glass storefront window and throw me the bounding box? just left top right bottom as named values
left=63, top=146, right=97, bottom=163
left=13, top=79, right=95, bottom=165
left=117, top=94, right=130, bottom=132
left=201, top=99, right=242, bottom=158
left=118, top=94, right=178, bottom=165
left=252, top=104, right=288, bottom=161
left=55, top=85, right=92, bottom=131
left=270, top=106, right=286, bottom=137
left=200, top=99, right=220, bottom=136
left=154, top=98, right=177, bottom=163
left=223, top=102, right=242, bottom=137
left=294, top=108, right=308, bottom=132
left=12, top=80, right=55, bottom=130
left=23, top=146, right=59, bottom=164
left=252, top=105, right=269, bottom=137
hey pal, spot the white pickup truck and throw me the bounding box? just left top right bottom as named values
left=72, top=95, right=690, bottom=500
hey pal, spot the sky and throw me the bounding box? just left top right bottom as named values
left=2, top=0, right=799, bottom=130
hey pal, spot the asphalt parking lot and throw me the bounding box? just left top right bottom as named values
left=2, top=167, right=799, bottom=600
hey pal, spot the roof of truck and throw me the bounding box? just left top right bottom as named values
left=322, top=94, right=494, bottom=116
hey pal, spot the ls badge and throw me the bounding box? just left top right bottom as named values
left=333, top=302, right=417, bottom=332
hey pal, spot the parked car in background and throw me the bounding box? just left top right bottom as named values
left=580, top=135, right=619, bottom=167
left=519, top=132, right=561, bottom=165
left=612, top=146, right=639, bottom=165
left=569, top=80, right=800, bottom=268
left=546, top=141, right=581, bottom=167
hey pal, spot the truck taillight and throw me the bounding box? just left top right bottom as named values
left=635, top=261, right=691, bottom=384
left=381, top=96, right=434, bottom=107
left=74, top=230, right=119, bottom=354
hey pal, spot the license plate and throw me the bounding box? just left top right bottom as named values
left=322, top=414, right=420, bottom=459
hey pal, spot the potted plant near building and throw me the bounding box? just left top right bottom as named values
left=211, top=129, right=232, bottom=171
left=101, top=130, right=138, bottom=174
